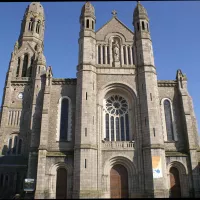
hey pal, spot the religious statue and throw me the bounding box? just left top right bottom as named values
left=14, top=41, right=19, bottom=54
left=113, top=40, right=120, bottom=62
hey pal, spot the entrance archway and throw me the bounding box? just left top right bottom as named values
left=110, top=164, right=128, bottom=198
left=169, top=167, right=181, bottom=198
left=56, top=168, right=67, bottom=199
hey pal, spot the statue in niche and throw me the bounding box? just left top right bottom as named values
left=113, top=40, right=120, bottom=62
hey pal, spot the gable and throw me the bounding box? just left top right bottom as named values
left=16, top=42, right=36, bottom=57
left=96, top=17, right=134, bottom=42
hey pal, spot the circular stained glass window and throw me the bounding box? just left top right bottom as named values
left=105, top=95, right=128, bottom=115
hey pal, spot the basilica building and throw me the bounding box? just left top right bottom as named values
left=0, top=1, right=200, bottom=199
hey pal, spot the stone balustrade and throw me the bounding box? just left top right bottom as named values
left=102, top=141, right=135, bottom=150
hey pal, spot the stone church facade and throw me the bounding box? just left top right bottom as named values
left=0, top=1, right=200, bottom=199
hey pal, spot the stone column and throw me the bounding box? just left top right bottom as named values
left=96, top=45, right=98, bottom=64
left=130, top=46, right=133, bottom=65
left=105, top=45, right=107, bottom=65
left=125, top=46, right=128, bottom=66
left=109, top=41, right=113, bottom=66
left=100, top=45, right=103, bottom=64
left=121, top=45, right=124, bottom=66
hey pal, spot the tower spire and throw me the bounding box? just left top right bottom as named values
left=18, top=2, right=45, bottom=47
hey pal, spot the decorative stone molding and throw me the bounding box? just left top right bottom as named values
left=11, top=77, right=31, bottom=86
left=165, top=152, right=188, bottom=157
left=52, top=78, right=77, bottom=85
left=158, top=80, right=177, bottom=87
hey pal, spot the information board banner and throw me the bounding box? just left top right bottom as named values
left=24, top=179, right=35, bottom=192
left=152, top=156, right=162, bottom=178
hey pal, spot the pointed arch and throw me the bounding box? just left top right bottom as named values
left=48, top=162, right=73, bottom=199
left=12, top=135, right=18, bottom=154
left=167, top=161, right=189, bottom=198
left=16, top=57, right=20, bottom=77
left=56, top=96, right=72, bottom=141
left=22, top=54, right=29, bottom=77
left=103, top=156, right=137, bottom=198
left=161, top=98, right=177, bottom=142
left=36, top=20, right=41, bottom=34
left=7, top=138, right=12, bottom=155
left=29, top=18, right=34, bottom=31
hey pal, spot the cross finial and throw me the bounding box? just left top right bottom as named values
left=112, top=10, right=117, bottom=17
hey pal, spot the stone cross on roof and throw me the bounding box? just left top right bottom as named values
left=112, top=10, right=117, bottom=17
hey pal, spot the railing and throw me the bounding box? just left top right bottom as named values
left=102, top=141, right=135, bottom=150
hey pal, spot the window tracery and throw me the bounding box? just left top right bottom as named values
left=104, top=95, right=130, bottom=141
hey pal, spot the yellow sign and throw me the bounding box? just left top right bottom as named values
left=152, top=156, right=162, bottom=178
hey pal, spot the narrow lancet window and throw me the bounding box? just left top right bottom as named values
left=60, top=98, right=69, bottom=140
left=123, top=46, right=127, bottom=65
left=86, top=19, right=89, bottom=28
left=142, top=21, right=145, bottom=30
left=164, top=100, right=174, bottom=141
left=29, top=18, right=34, bottom=31
left=36, top=20, right=41, bottom=34
left=16, top=58, right=20, bottom=77
left=22, top=54, right=28, bottom=77
left=12, top=136, right=18, bottom=154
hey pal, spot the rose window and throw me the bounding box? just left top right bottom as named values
left=106, top=95, right=128, bottom=115
left=104, top=95, right=130, bottom=141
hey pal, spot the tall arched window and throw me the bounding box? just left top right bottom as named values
left=103, top=46, right=105, bottom=64
left=60, top=98, right=69, bottom=140
left=16, top=58, right=20, bottom=77
left=128, top=46, right=131, bottom=65
left=8, top=138, right=12, bottom=155
left=28, top=18, right=34, bottom=31
left=22, top=54, right=28, bottom=77
left=98, top=45, right=101, bottom=64
left=104, top=95, right=130, bottom=141
left=58, top=97, right=72, bottom=141
left=86, top=19, right=89, bottom=28
left=12, top=136, right=18, bottom=154
left=29, top=57, right=34, bottom=77
left=107, top=46, right=110, bottom=64
left=123, top=46, right=127, bottom=65
left=36, top=20, right=41, bottom=34
left=163, top=99, right=176, bottom=141
left=17, top=139, right=22, bottom=154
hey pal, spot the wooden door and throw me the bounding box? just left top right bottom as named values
left=56, top=168, right=67, bottom=199
left=110, top=164, right=128, bottom=198
left=169, top=167, right=181, bottom=198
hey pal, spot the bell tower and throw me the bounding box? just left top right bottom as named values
left=19, top=2, right=45, bottom=47
left=0, top=2, right=46, bottom=197
left=74, top=1, right=99, bottom=198
left=133, top=1, right=168, bottom=197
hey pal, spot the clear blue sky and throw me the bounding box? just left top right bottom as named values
left=0, top=1, right=200, bottom=135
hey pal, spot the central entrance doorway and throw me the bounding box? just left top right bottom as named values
left=56, top=168, right=67, bottom=199
left=110, top=164, right=128, bottom=198
left=169, top=167, right=181, bottom=198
